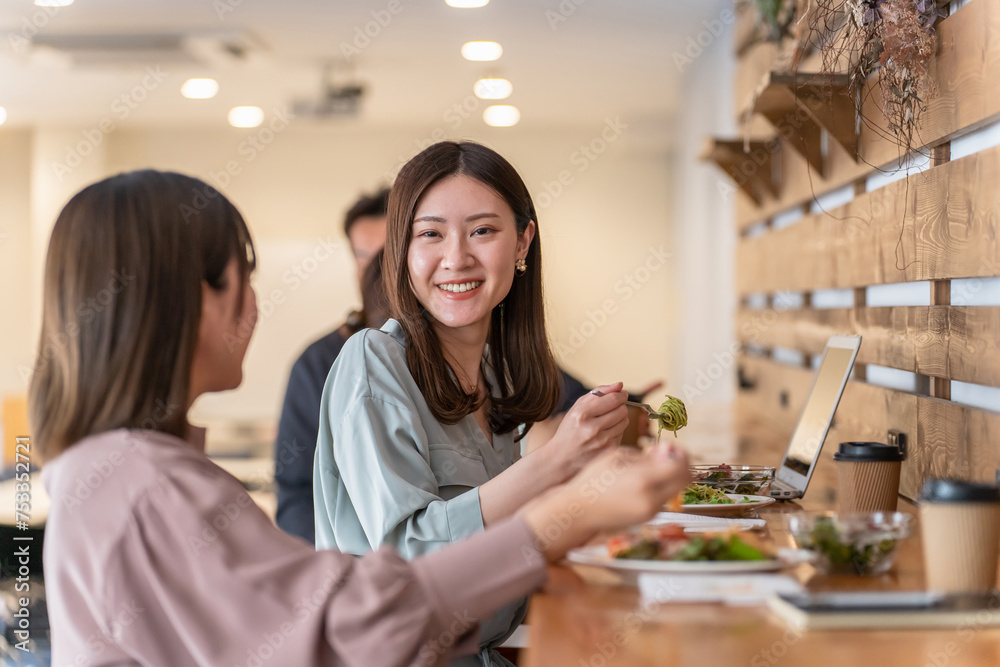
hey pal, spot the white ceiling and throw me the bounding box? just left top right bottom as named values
left=0, top=0, right=729, bottom=131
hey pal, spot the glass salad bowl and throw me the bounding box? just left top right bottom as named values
left=785, top=512, right=914, bottom=576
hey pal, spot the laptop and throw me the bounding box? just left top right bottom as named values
left=769, top=335, right=862, bottom=499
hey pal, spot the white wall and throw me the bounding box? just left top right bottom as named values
left=670, top=17, right=737, bottom=409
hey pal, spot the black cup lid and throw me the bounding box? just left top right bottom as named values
left=833, top=442, right=904, bottom=462
left=920, top=479, right=1000, bottom=503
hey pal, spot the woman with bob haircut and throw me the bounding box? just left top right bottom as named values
left=314, top=142, right=657, bottom=666
left=32, top=169, right=690, bottom=666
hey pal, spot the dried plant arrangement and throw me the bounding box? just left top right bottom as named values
left=821, top=0, right=943, bottom=156
left=745, top=0, right=945, bottom=156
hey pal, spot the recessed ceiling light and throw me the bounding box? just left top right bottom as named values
left=228, top=106, right=264, bottom=128
left=461, top=41, right=502, bottom=62
left=474, top=78, right=512, bottom=100
left=0, top=107, right=7, bottom=126
left=181, top=78, right=219, bottom=100
left=483, top=105, right=519, bottom=127
left=446, top=0, right=489, bottom=7
left=35, top=0, right=74, bottom=6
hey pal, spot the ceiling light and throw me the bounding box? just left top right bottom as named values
left=461, top=41, right=502, bottom=62
left=474, top=78, right=512, bottom=100
left=228, top=106, right=264, bottom=128
left=0, top=107, right=7, bottom=126
left=483, top=105, right=519, bottom=127
left=181, top=78, right=219, bottom=100
left=35, top=0, right=74, bottom=6
left=446, top=0, right=489, bottom=6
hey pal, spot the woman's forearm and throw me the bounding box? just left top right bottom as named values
left=478, top=443, right=566, bottom=526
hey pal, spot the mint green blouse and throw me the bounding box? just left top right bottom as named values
left=313, top=319, right=524, bottom=667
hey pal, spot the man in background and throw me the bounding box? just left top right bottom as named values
left=274, top=189, right=388, bottom=544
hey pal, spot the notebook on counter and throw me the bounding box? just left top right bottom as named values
left=767, top=591, right=1000, bottom=630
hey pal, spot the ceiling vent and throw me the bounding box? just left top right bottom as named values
left=290, top=64, right=365, bottom=119
left=29, top=31, right=262, bottom=68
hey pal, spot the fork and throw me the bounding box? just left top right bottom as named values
left=625, top=400, right=668, bottom=421
left=589, top=389, right=667, bottom=421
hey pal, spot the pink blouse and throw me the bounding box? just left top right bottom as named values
left=41, top=428, right=546, bottom=666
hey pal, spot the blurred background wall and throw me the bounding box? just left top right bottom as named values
left=0, top=0, right=737, bottom=454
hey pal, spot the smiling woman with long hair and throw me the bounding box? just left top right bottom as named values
left=30, top=169, right=690, bottom=666
left=314, top=142, right=649, bottom=666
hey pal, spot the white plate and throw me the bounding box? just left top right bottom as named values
left=679, top=494, right=776, bottom=513
left=566, top=544, right=788, bottom=574
left=647, top=512, right=766, bottom=532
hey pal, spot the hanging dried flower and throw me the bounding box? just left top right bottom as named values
left=799, top=0, right=944, bottom=154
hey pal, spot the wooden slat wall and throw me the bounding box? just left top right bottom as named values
left=732, top=0, right=1000, bottom=502
left=737, top=306, right=1000, bottom=387
left=739, top=356, right=1000, bottom=500
left=737, top=144, right=1000, bottom=292
left=734, top=0, right=1000, bottom=229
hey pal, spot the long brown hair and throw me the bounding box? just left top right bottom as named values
left=28, top=170, right=255, bottom=460
left=383, top=141, right=560, bottom=435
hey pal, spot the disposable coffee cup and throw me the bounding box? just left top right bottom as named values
left=833, top=442, right=903, bottom=513
left=920, top=479, right=1000, bottom=593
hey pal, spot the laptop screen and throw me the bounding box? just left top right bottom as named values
left=780, top=338, right=860, bottom=485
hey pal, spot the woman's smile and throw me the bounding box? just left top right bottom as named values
left=436, top=279, right=484, bottom=297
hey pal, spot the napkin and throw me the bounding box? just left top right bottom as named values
left=647, top=511, right=766, bottom=531
left=638, top=572, right=804, bottom=606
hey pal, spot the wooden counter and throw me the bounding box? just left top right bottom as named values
left=523, top=499, right=1000, bottom=666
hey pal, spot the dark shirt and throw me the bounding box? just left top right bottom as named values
left=274, top=323, right=592, bottom=546
left=274, top=327, right=350, bottom=544
left=557, top=371, right=589, bottom=414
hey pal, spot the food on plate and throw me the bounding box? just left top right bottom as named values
left=690, top=463, right=775, bottom=495
left=682, top=483, right=755, bottom=505
left=655, top=395, right=688, bottom=438
left=606, top=524, right=769, bottom=561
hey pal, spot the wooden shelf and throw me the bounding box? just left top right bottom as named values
left=701, top=138, right=781, bottom=206
left=751, top=71, right=858, bottom=175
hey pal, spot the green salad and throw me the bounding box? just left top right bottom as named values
left=804, top=517, right=898, bottom=575
left=673, top=534, right=767, bottom=561
left=683, top=484, right=755, bottom=505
